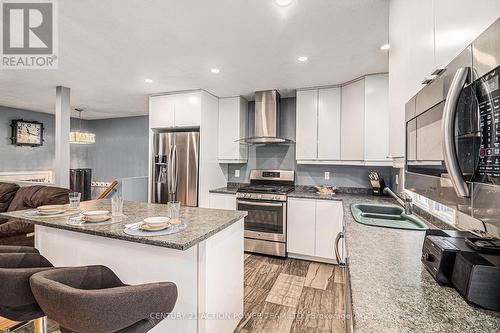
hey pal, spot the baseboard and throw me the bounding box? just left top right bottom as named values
left=288, top=252, right=339, bottom=265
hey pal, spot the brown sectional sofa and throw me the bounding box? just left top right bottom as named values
left=0, top=183, right=70, bottom=246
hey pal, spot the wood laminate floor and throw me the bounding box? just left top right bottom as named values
left=3, top=254, right=345, bottom=333
left=237, top=254, right=346, bottom=333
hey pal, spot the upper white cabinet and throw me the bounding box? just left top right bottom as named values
left=341, top=79, right=365, bottom=161
left=149, top=95, right=175, bottom=128
left=434, top=0, right=500, bottom=70
left=296, top=76, right=389, bottom=165
left=150, top=92, right=201, bottom=128
left=364, top=74, right=390, bottom=162
left=318, top=88, right=341, bottom=160
left=296, top=87, right=341, bottom=163
left=218, top=97, right=248, bottom=163
left=174, top=92, right=202, bottom=127
left=296, top=89, right=318, bottom=161
left=388, top=0, right=500, bottom=159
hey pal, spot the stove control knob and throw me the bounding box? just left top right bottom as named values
left=245, top=194, right=251, bottom=198
left=258, top=194, right=263, bottom=199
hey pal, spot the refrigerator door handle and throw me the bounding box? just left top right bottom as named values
left=442, top=67, right=470, bottom=198
left=168, top=144, right=178, bottom=199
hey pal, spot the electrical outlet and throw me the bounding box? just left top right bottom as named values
left=235, top=169, right=240, bottom=178
left=324, top=172, right=330, bottom=180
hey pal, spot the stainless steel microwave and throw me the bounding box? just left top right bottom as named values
left=405, top=18, right=500, bottom=233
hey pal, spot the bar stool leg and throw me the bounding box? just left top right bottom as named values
left=33, top=316, right=47, bottom=333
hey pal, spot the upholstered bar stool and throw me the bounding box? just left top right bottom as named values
left=0, top=245, right=39, bottom=254
left=30, top=265, right=178, bottom=333
left=0, top=253, right=54, bottom=333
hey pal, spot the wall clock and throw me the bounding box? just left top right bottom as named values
left=10, top=119, right=44, bottom=147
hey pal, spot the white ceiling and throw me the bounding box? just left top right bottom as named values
left=0, top=0, right=389, bottom=119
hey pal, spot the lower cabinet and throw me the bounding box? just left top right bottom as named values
left=287, top=198, right=344, bottom=263
left=287, top=198, right=316, bottom=256
left=208, top=193, right=236, bottom=210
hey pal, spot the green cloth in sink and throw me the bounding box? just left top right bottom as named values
left=350, top=203, right=428, bottom=231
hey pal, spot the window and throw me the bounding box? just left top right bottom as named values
left=405, top=190, right=455, bottom=225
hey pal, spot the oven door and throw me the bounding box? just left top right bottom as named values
left=237, top=199, right=286, bottom=242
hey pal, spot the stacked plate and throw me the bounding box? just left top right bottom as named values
left=140, top=217, right=171, bottom=231
left=37, top=205, right=66, bottom=216
left=82, top=210, right=112, bottom=223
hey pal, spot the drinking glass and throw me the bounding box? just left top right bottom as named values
left=111, top=195, right=124, bottom=217
left=168, top=201, right=181, bottom=224
left=68, top=192, right=81, bottom=210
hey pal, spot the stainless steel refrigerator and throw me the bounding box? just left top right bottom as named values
left=151, top=130, right=200, bottom=206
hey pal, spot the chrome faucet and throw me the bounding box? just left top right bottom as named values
left=383, top=187, right=413, bottom=215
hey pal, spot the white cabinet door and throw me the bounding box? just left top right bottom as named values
left=287, top=198, right=316, bottom=256
left=209, top=193, right=236, bottom=210
left=407, top=0, right=435, bottom=96
left=174, top=92, right=201, bottom=127
left=296, top=89, right=318, bottom=160
left=150, top=95, right=175, bottom=128
left=364, top=74, right=389, bottom=161
left=315, top=200, right=343, bottom=261
left=218, top=97, right=248, bottom=162
left=435, top=0, right=500, bottom=70
left=318, top=87, right=341, bottom=160
left=341, top=79, right=365, bottom=161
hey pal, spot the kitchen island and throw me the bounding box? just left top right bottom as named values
left=1, top=200, right=247, bottom=333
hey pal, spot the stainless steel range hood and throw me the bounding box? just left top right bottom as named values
left=239, top=90, right=294, bottom=144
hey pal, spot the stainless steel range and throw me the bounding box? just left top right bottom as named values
left=237, top=170, right=295, bottom=257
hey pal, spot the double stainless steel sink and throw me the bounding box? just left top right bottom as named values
left=351, top=203, right=428, bottom=230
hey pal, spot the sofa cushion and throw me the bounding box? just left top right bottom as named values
left=0, top=183, right=20, bottom=213
left=7, top=185, right=71, bottom=212
left=0, top=220, right=34, bottom=238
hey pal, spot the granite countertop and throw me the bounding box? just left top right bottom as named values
left=338, top=194, right=500, bottom=332
left=209, top=185, right=371, bottom=198
left=1, top=200, right=247, bottom=251
left=288, top=186, right=371, bottom=200
left=209, top=186, right=239, bottom=195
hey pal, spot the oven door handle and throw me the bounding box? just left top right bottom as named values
left=442, top=67, right=470, bottom=198
left=237, top=200, right=284, bottom=207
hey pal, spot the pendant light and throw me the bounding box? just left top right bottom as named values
left=70, top=108, right=96, bottom=144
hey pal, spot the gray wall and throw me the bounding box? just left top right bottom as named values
left=83, top=116, right=149, bottom=181
left=0, top=106, right=56, bottom=172
left=227, top=97, right=393, bottom=188
left=0, top=106, right=148, bottom=182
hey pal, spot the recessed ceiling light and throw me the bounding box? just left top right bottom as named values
left=211, top=68, right=220, bottom=74
left=380, top=44, right=390, bottom=50
left=145, top=78, right=153, bottom=83
left=275, top=0, right=293, bottom=7
left=297, top=56, right=308, bottom=62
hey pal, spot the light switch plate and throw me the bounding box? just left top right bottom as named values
left=324, top=172, right=330, bottom=180
left=235, top=169, right=240, bottom=178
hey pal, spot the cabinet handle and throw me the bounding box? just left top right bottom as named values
left=335, top=232, right=344, bottom=265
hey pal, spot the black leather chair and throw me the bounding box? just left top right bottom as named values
left=0, top=253, right=53, bottom=332
left=30, top=265, right=178, bottom=333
